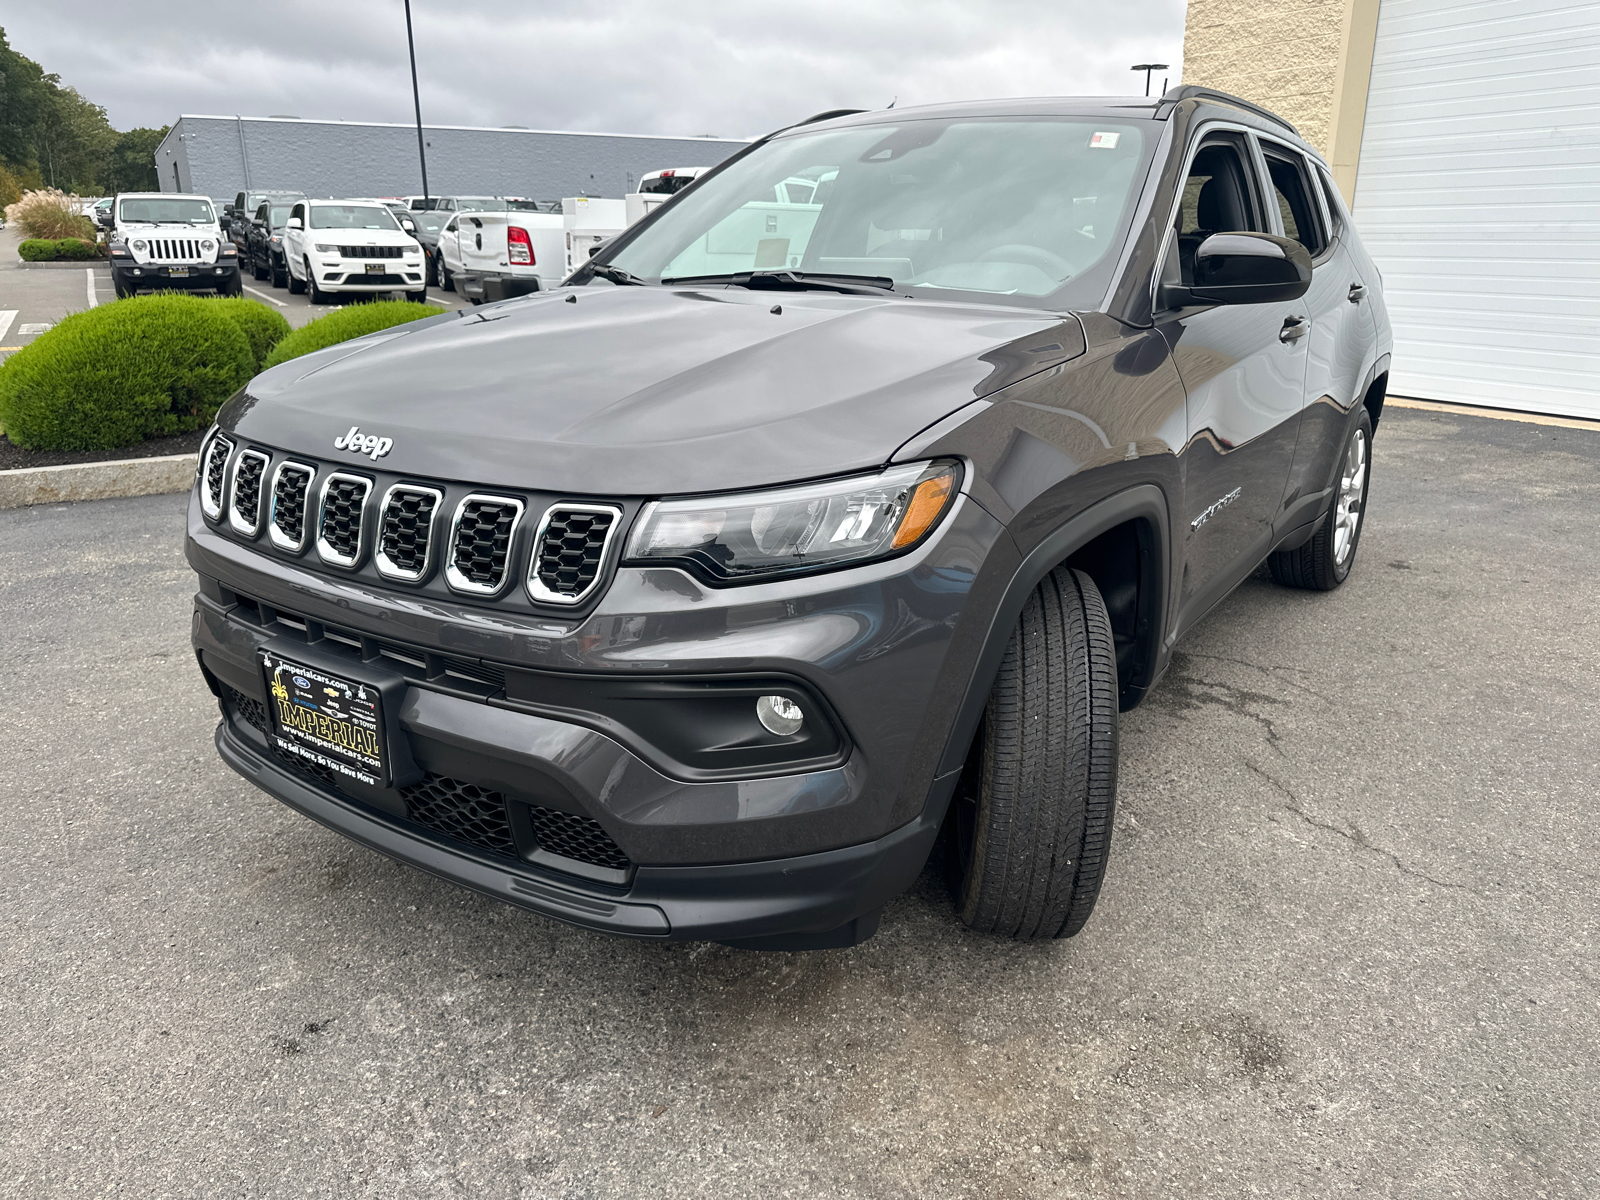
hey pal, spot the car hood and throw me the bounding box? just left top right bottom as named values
left=226, top=286, right=1084, bottom=496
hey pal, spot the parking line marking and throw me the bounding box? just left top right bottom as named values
left=1387, top=396, right=1600, bottom=433
left=0, top=311, right=16, bottom=342
left=242, top=284, right=287, bottom=307
left=86, top=268, right=98, bottom=308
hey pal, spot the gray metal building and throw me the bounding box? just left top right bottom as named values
left=153, top=115, right=750, bottom=203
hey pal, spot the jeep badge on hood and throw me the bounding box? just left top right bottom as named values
left=333, top=426, right=393, bottom=460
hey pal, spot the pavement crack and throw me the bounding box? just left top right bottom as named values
left=1245, top=761, right=1485, bottom=898
left=1181, top=651, right=1333, bottom=703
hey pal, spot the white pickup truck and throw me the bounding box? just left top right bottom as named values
left=436, top=209, right=564, bottom=303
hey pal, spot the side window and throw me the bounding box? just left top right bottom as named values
left=254, top=203, right=269, bottom=223
left=290, top=203, right=304, bottom=224
left=1314, top=165, right=1345, bottom=236
left=1262, top=148, right=1327, bottom=257
left=1166, top=138, right=1263, bottom=289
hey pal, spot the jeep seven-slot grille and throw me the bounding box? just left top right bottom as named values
left=450, top=499, right=520, bottom=591
left=202, top=435, right=233, bottom=515
left=534, top=508, right=617, bottom=603
left=229, top=450, right=267, bottom=531
left=149, top=238, right=203, bottom=262
left=378, top=487, right=440, bottom=578
left=339, top=245, right=404, bottom=259
left=318, top=476, right=370, bottom=564
left=271, top=464, right=313, bottom=548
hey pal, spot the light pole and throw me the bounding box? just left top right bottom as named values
left=1130, top=63, right=1170, bottom=98
left=405, top=0, right=430, bottom=204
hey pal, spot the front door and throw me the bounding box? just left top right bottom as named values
left=1159, top=132, right=1310, bottom=634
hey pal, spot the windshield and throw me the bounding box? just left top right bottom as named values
left=453, top=198, right=497, bottom=212
left=119, top=197, right=215, bottom=224
left=310, top=205, right=402, bottom=231
left=413, top=212, right=447, bottom=233
left=268, top=205, right=293, bottom=228
left=606, top=117, right=1151, bottom=306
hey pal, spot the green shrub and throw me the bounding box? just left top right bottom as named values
left=262, top=300, right=443, bottom=370
left=205, top=296, right=293, bottom=371
left=0, top=293, right=253, bottom=451
left=18, top=238, right=57, bottom=261
left=53, top=237, right=100, bottom=260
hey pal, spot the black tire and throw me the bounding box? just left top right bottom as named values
left=1268, top=407, right=1373, bottom=591
left=306, top=258, right=331, bottom=305
left=252, top=256, right=268, bottom=281
left=113, top=279, right=134, bottom=299
left=406, top=289, right=428, bottom=304
left=954, top=566, right=1119, bottom=940
left=426, top=250, right=439, bottom=288
left=270, top=255, right=288, bottom=288
left=220, top=277, right=243, bottom=297
left=440, top=261, right=455, bottom=293
left=287, top=259, right=306, bottom=295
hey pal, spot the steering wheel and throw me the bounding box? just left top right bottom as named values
left=976, top=243, right=1077, bottom=278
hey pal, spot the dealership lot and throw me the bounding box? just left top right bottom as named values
left=1, top=406, right=1596, bottom=1197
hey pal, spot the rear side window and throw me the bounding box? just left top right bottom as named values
left=1314, top=165, right=1346, bottom=235
left=1262, top=147, right=1326, bottom=257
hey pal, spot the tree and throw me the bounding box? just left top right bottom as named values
left=104, top=127, right=169, bottom=194
left=35, top=84, right=116, bottom=192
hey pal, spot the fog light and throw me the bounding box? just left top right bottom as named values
left=756, top=694, right=804, bottom=736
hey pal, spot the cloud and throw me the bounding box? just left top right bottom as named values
left=4, top=0, right=1185, bottom=137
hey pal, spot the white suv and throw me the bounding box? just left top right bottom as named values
left=108, top=193, right=241, bottom=298
left=282, top=199, right=428, bottom=304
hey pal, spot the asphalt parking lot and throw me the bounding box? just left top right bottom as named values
left=2, top=404, right=1598, bottom=1198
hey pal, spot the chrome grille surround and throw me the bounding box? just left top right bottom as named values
left=314, top=471, right=373, bottom=568
left=445, top=494, right=525, bottom=596
left=528, top=503, right=623, bottom=606
left=374, top=483, right=445, bottom=583
left=226, top=448, right=270, bottom=537
left=267, top=460, right=317, bottom=552
left=199, top=433, right=234, bottom=520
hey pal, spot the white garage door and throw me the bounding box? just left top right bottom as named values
left=1353, top=0, right=1600, bottom=419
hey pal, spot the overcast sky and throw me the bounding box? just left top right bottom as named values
left=4, top=0, right=1186, bottom=139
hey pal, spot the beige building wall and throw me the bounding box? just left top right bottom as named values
left=1182, top=0, right=1380, bottom=202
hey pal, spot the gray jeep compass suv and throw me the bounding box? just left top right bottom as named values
left=187, top=88, right=1391, bottom=949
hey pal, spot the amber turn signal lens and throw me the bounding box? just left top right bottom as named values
left=892, top=471, right=956, bottom=549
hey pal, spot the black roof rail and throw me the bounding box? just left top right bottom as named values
left=1156, top=86, right=1299, bottom=137
left=797, top=108, right=868, bottom=126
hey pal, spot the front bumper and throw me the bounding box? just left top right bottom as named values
left=214, top=716, right=941, bottom=946
left=114, top=261, right=239, bottom=290
left=316, top=263, right=425, bottom=291
left=456, top=271, right=543, bottom=303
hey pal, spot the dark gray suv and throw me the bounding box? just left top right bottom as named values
left=187, top=88, right=1391, bottom=949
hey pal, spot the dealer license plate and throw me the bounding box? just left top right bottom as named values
left=260, top=651, right=387, bottom=786
left=168, top=267, right=189, bottom=277
left=365, top=262, right=385, bottom=274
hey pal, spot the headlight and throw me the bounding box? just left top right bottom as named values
left=624, top=460, right=960, bottom=584
left=315, top=243, right=338, bottom=254
left=201, top=239, right=215, bottom=251
left=131, top=239, right=147, bottom=251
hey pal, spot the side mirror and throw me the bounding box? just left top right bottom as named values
left=401, top=218, right=415, bottom=232
left=286, top=217, right=303, bottom=230
left=1168, top=232, right=1311, bottom=306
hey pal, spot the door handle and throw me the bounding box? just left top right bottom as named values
left=1348, top=282, right=1367, bottom=303
left=1279, top=316, right=1309, bottom=343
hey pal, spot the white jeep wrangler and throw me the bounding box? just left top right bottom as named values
left=108, top=193, right=242, bottom=298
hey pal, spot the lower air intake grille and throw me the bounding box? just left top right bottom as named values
left=401, top=773, right=517, bottom=858
left=225, top=685, right=268, bottom=733
left=532, top=507, right=618, bottom=604
left=449, top=497, right=521, bottom=592
left=318, top=475, right=370, bottom=564
left=271, top=464, right=313, bottom=548
left=525, top=805, right=633, bottom=871
left=378, top=486, right=440, bottom=579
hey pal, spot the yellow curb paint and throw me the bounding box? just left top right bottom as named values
left=1387, top=396, right=1600, bottom=433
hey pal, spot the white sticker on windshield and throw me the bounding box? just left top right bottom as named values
left=1089, top=131, right=1121, bottom=149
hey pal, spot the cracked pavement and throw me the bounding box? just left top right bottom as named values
left=2, top=405, right=1598, bottom=1197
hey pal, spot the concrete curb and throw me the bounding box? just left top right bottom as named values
left=0, top=453, right=196, bottom=510
left=15, top=258, right=111, bottom=270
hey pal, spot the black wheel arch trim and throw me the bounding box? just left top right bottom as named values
left=934, top=483, right=1170, bottom=779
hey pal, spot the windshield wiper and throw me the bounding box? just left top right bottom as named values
left=661, top=270, right=898, bottom=295
left=588, top=262, right=647, bottom=286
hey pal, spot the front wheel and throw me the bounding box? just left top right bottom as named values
left=287, top=258, right=306, bottom=295
left=306, top=258, right=331, bottom=305
left=954, top=566, right=1119, bottom=940
left=405, top=289, right=428, bottom=304
left=440, top=261, right=455, bottom=293
left=252, top=256, right=268, bottom=280
left=1268, top=407, right=1373, bottom=591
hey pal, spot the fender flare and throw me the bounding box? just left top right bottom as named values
left=934, top=484, right=1171, bottom=778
